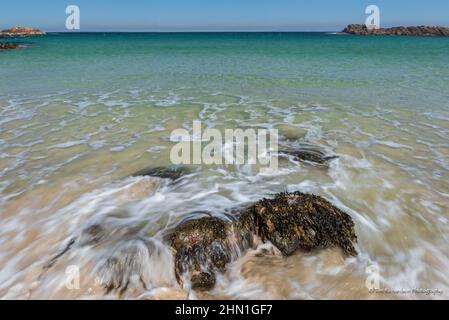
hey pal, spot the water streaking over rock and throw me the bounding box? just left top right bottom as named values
left=0, top=42, right=21, bottom=50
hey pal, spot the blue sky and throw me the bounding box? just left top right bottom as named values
left=1, top=0, right=449, bottom=31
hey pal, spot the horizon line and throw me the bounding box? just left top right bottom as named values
left=44, top=30, right=339, bottom=33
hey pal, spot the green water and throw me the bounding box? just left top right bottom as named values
left=2, top=33, right=449, bottom=106
left=0, top=33, right=448, bottom=299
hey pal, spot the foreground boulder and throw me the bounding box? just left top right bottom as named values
left=0, top=26, right=45, bottom=38
left=169, top=192, right=357, bottom=291
left=239, top=192, right=358, bottom=256
left=342, top=24, right=449, bottom=37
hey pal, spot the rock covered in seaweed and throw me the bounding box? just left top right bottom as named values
left=0, top=26, right=45, bottom=38
left=239, top=192, right=358, bottom=256
left=169, top=192, right=357, bottom=291
left=280, top=148, right=338, bottom=166
left=169, top=216, right=253, bottom=291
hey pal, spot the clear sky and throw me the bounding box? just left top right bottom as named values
left=1, top=0, right=449, bottom=32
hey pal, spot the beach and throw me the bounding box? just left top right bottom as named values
left=0, top=32, right=448, bottom=299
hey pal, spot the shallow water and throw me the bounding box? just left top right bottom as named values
left=0, top=33, right=448, bottom=299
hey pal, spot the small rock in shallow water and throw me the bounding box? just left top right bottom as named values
left=132, top=165, right=191, bottom=180
left=0, top=42, right=21, bottom=50
left=280, top=148, right=338, bottom=166
left=277, top=124, right=307, bottom=141
left=239, top=192, right=358, bottom=256
left=80, top=224, right=106, bottom=245
left=190, top=272, right=216, bottom=291
left=98, top=239, right=152, bottom=295
left=49, top=190, right=357, bottom=294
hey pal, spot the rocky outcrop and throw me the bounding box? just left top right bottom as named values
left=279, top=148, right=338, bottom=166
left=239, top=192, right=357, bottom=256
left=342, top=24, right=449, bottom=36
left=0, top=26, right=46, bottom=38
left=132, top=165, right=191, bottom=180
left=168, top=192, right=357, bottom=291
left=0, top=42, right=21, bottom=50
left=98, top=240, right=152, bottom=294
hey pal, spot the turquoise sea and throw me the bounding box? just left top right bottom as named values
left=0, top=33, right=448, bottom=299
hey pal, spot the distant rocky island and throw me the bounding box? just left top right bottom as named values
left=342, top=24, right=449, bottom=36
left=0, top=26, right=45, bottom=50
left=0, top=26, right=45, bottom=38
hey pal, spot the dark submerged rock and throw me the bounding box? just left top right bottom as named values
left=169, top=216, right=252, bottom=291
left=239, top=192, right=358, bottom=256
left=280, top=148, right=338, bottom=166
left=0, top=26, right=45, bottom=38
left=132, top=165, right=191, bottom=180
